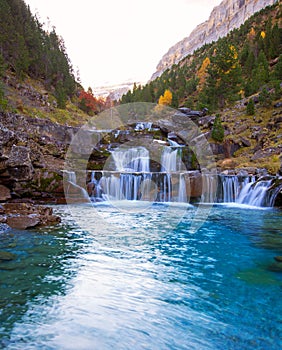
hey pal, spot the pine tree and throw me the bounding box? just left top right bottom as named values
left=273, top=55, right=282, bottom=80
left=202, top=41, right=242, bottom=110
left=0, top=0, right=76, bottom=103
left=211, top=115, right=224, bottom=142
left=246, top=99, right=255, bottom=115
left=259, top=87, right=272, bottom=107
left=55, top=82, right=67, bottom=109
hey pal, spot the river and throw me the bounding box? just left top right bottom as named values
left=0, top=202, right=281, bottom=349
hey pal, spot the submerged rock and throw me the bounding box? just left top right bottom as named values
left=0, top=250, right=17, bottom=261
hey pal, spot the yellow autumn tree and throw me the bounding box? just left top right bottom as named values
left=158, top=89, right=172, bottom=106
left=261, top=31, right=266, bottom=39
left=248, top=27, right=256, bottom=40
left=197, top=57, right=210, bottom=89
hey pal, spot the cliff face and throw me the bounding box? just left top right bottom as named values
left=0, top=112, right=78, bottom=203
left=151, top=0, right=278, bottom=80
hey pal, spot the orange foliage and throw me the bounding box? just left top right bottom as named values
left=78, top=88, right=105, bottom=115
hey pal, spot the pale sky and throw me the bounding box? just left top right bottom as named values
left=25, top=0, right=221, bottom=89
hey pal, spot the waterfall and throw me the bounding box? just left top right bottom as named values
left=219, top=175, right=252, bottom=203
left=111, top=147, right=150, bottom=172
left=178, top=173, right=187, bottom=203
left=201, top=174, right=218, bottom=203
left=64, top=170, right=90, bottom=202
left=89, top=171, right=190, bottom=203
left=237, top=178, right=273, bottom=207
left=85, top=140, right=279, bottom=207
left=161, top=147, right=183, bottom=172
left=65, top=170, right=77, bottom=184
left=135, top=122, right=153, bottom=131
left=218, top=175, right=275, bottom=207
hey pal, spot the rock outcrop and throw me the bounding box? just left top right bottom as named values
left=151, top=0, right=278, bottom=80
left=0, top=112, right=78, bottom=203
left=0, top=202, right=61, bottom=230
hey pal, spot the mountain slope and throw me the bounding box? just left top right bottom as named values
left=151, top=0, right=278, bottom=80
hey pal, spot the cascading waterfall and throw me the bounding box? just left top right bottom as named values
left=89, top=146, right=190, bottom=203
left=178, top=173, right=187, bottom=203
left=111, top=146, right=150, bottom=173
left=64, top=170, right=90, bottom=201
left=201, top=174, right=218, bottom=203
left=65, top=170, right=77, bottom=184
left=85, top=144, right=278, bottom=207
left=219, top=175, right=253, bottom=203
left=161, top=146, right=183, bottom=172
left=236, top=178, right=274, bottom=207
left=218, top=175, right=275, bottom=207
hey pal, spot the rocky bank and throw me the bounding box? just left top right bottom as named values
left=0, top=112, right=77, bottom=204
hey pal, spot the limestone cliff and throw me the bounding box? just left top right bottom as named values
left=151, top=0, right=278, bottom=80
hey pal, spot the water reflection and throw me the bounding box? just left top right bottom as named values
left=0, top=205, right=281, bottom=349
left=0, top=222, right=84, bottom=347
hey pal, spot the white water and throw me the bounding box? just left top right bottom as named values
left=135, top=122, right=153, bottom=131
left=161, top=147, right=183, bottom=172
left=219, top=175, right=274, bottom=207
left=82, top=145, right=277, bottom=207
left=111, top=147, right=150, bottom=172
left=178, top=173, right=187, bottom=202
left=64, top=170, right=90, bottom=202
left=88, top=146, right=189, bottom=203
left=237, top=179, right=273, bottom=207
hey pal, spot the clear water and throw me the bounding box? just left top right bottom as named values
left=0, top=204, right=282, bottom=350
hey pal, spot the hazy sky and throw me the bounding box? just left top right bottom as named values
left=25, top=0, right=221, bottom=89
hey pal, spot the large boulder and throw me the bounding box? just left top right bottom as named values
left=1, top=202, right=61, bottom=230
left=7, top=215, right=40, bottom=230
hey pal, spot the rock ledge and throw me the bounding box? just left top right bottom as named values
left=0, top=202, right=61, bottom=230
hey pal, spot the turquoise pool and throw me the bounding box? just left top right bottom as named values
left=0, top=204, right=281, bottom=349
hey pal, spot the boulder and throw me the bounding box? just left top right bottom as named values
left=240, top=138, right=251, bottom=147
left=220, top=158, right=238, bottom=170
left=252, top=146, right=282, bottom=161
left=7, top=215, right=40, bottom=229
left=1, top=202, right=61, bottom=230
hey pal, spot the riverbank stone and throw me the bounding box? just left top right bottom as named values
left=0, top=202, right=61, bottom=230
